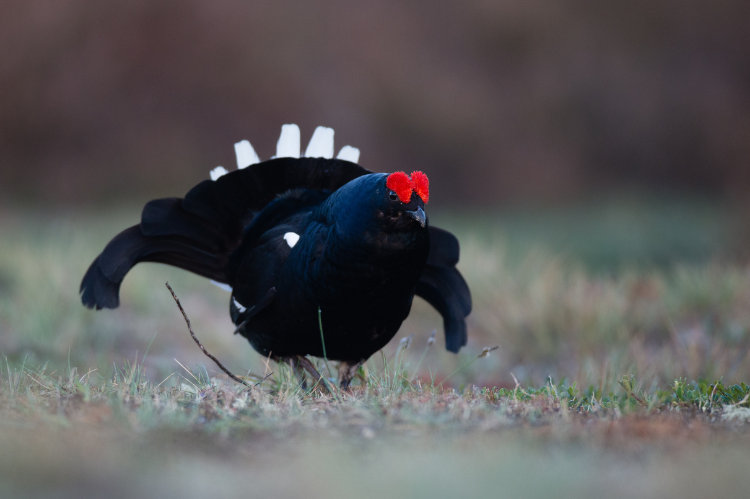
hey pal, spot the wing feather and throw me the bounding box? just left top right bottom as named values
left=416, top=225, right=472, bottom=352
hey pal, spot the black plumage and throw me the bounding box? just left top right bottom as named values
left=80, top=157, right=471, bottom=387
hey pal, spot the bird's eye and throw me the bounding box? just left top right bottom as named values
left=389, top=191, right=399, bottom=201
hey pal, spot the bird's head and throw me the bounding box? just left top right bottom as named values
left=326, top=170, right=430, bottom=244
left=381, top=171, right=429, bottom=230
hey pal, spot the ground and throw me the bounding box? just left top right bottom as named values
left=1, top=196, right=750, bottom=498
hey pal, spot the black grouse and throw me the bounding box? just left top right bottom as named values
left=80, top=126, right=471, bottom=387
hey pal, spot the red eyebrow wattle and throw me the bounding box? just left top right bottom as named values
left=386, top=171, right=414, bottom=203
left=410, top=171, right=429, bottom=203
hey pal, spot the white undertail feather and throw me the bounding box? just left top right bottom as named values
left=210, top=125, right=360, bottom=179
left=232, top=297, right=247, bottom=313
left=210, top=280, right=233, bottom=292
left=336, top=145, right=360, bottom=163
left=304, top=126, right=335, bottom=159
left=275, top=124, right=301, bottom=158
left=283, top=232, right=300, bottom=248
left=234, top=140, right=260, bottom=169
left=210, top=166, right=229, bottom=181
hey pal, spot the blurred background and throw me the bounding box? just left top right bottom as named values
left=3, top=0, right=750, bottom=206
left=2, top=0, right=750, bottom=389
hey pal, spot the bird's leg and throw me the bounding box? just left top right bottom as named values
left=338, top=361, right=361, bottom=390
left=356, top=363, right=369, bottom=384
left=285, top=356, right=308, bottom=390
left=295, top=355, right=326, bottom=388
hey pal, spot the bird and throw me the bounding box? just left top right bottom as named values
left=80, top=125, right=471, bottom=388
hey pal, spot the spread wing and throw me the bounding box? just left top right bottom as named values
left=416, top=226, right=472, bottom=352
left=80, top=158, right=371, bottom=309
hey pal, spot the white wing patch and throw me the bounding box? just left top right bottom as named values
left=275, top=124, right=301, bottom=158
left=210, top=280, right=233, bottom=292
left=210, top=166, right=229, bottom=181
left=304, top=126, right=334, bottom=159
left=283, top=232, right=300, bottom=248
left=234, top=140, right=260, bottom=169
left=232, top=297, right=247, bottom=313
left=336, top=145, right=360, bottom=163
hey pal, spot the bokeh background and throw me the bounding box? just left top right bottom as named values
left=2, top=0, right=750, bottom=388
left=4, top=0, right=750, bottom=206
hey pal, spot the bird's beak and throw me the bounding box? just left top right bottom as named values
left=405, top=206, right=426, bottom=228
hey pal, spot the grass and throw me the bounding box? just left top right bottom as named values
left=2, top=350, right=750, bottom=498
left=1, top=197, right=750, bottom=498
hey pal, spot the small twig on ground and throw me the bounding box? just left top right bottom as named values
left=510, top=372, right=530, bottom=398
left=726, top=391, right=750, bottom=408
left=618, top=375, right=647, bottom=406
left=707, top=382, right=719, bottom=411
left=254, top=371, right=274, bottom=387
left=439, top=346, right=499, bottom=388
left=27, top=374, right=53, bottom=391
left=166, top=282, right=252, bottom=388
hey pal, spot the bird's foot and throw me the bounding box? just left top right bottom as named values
left=295, top=355, right=338, bottom=393
left=294, top=355, right=321, bottom=378
left=337, top=361, right=362, bottom=390
left=285, top=357, right=308, bottom=390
